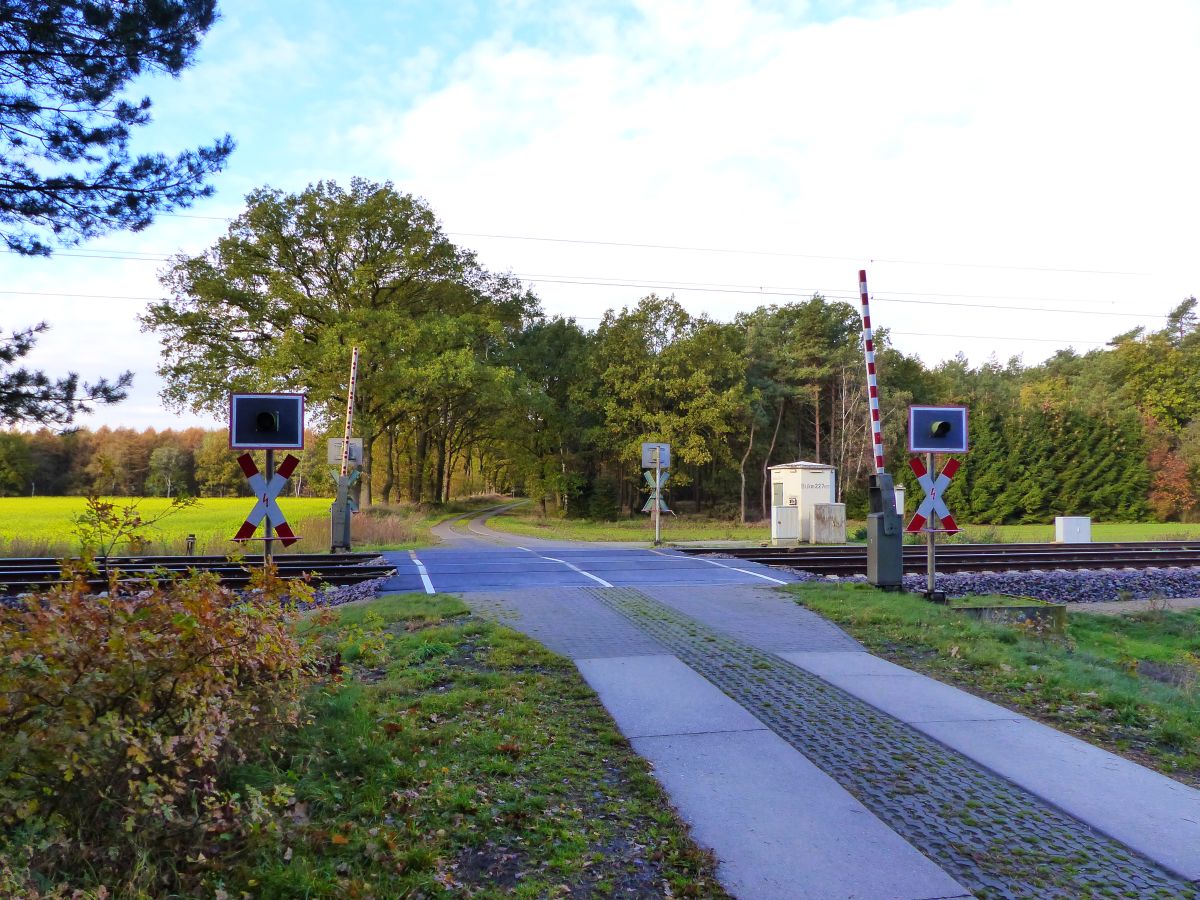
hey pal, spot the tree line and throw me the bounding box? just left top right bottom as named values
left=0, top=427, right=336, bottom=499
left=134, top=178, right=1194, bottom=524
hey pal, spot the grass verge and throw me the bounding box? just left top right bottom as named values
left=939, top=521, right=1200, bottom=543
left=488, top=508, right=771, bottom=544
left=490, top=511, right=1200, bottom=546
left=788, top=582, right=1200, bottom=785
left=324, top=495, right=513, bottom=551
left=207, top=593, right=727, bottom=898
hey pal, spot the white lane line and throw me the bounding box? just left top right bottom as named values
left=649, top=549, right=789, bottom=585
left=517, top=546, right=613, bottom=587
left=408, top=550, right=435, bottom=594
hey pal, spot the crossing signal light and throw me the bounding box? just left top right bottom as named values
left=229, top=393, right=306, bottom=450
left=908, top=406, right=969, bottom=454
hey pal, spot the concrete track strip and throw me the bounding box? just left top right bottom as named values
left=588, top=586, right=1196, bottom=898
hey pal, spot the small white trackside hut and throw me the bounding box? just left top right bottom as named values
left=768, top=461, right=844, bottom=545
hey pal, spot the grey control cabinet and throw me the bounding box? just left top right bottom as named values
left=866, top=472, right=904, bottom=589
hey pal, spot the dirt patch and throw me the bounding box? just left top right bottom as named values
left=1139, top=659, right=1200, bottom=689
left=1071, top=597, right=1200, bottom=616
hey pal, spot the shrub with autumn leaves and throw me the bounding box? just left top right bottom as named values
left=0, top=567, right=318, bottom=895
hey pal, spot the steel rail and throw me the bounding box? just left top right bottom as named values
left=0, top=553, right=394, bottom=594
left=674, top=541, right=1200, bottom=576
left=0, top=552, right=379, bottom=569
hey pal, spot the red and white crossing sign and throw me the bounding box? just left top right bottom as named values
left=234, top=453, right=300, bottom=546
left=906, top=456, right=960, bottom=534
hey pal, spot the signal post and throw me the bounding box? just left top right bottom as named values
left=906, top=406, right=969, bottom=602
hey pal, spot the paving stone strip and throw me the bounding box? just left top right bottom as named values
left=588, top=586, right=1197, bottom=900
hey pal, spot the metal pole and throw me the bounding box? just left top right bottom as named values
left=654, top=453, right=662, bottom=546
left=332, top=347, right=360, bottom=553
left=265, top=448, right=275, bottom=569
left=925, top=451, right=935, bottom=596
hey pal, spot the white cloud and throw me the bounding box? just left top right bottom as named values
left=5, top=0, right=1200, bottom=428
left=338, top=0, right=1198, bottom=366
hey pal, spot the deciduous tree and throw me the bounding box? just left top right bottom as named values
left=142, top=179, right=538, bottom=505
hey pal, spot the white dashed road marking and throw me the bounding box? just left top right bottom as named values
left=518, top=546, right=614, bottom=588
left=649, top=548, right=789, bottom=585
left=408, top=550, right=435, bottom=594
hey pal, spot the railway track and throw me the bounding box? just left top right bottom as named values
left=0, top=552, right=396, bottom=594
left=674, top=541, right=1200, bottom=577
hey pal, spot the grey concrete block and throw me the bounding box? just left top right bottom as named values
left=779, top=650, right=922, bottom=678
left=779, top=650, right=1020, bottom=723
left=575, top=655, right=764, bottom=738
left=783, top=650, right=1200, bottom=880
left=633, top=729, right=968, bottom=900
left=642, top=584, right=862, bottom=652
left=920, top=717, right=1200, bottom=881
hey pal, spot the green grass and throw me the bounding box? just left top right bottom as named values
left=0, top=495, right=515, bottom=557
left=0, top=496, right=332, bottom=556
left=942, top=521, right=1200, bottom=543
left=493, top=508, right=1200, bottom=546
left=788, top=582, right=1200, bottom=783
left=948, top=595, right=1056, bottom=608
left=488, top=507, right=771, bottom=543
left=211, top=593, right=727, bottom=898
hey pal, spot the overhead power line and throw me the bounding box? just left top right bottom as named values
left=890, top=330, right=1107, bottom=346
left=518, top=273, right=1128, bottom=306
left=516, top=276, right=1167, bottom=319
left=452, top=231, right=1148, bottom=276
left=0, top=273, right=1167, bottom=325
left=0, top=289, right=159, bottom=300
left=80, top=212, right=1156, bottom=276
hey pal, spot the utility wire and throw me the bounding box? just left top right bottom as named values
left=516, top=273, right=1129, bottom=306
left=3, top=258, right=1167, bottom=320
left=450, top=231, right=1148, bottom=276
left=517, top=276, right=1167, bottom=318
left=0, top=289, right=1119, bottom=347
left=111, top=212, right=1157, bottom=276
left=541, top=312, right=1115, bottom=345
left=1, top=275, right=1163, bottom=321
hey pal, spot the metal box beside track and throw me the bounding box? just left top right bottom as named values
left=769, top=461, right=843, bottom=544
left=1055, top=516, right=1091, bottom=543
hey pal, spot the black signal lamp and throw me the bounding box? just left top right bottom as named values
left=229, top=393, right=305, bottom=450
left=908, top=405, right=969, bottom=454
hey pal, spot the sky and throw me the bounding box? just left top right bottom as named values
left=6, top=0, right=1199, bottom=430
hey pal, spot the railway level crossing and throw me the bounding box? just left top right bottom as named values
left=372, top=512, right=1200, bottom=898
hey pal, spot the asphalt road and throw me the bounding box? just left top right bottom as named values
left=377, top=506, right=798, bottom=594
left=379, top=545, right=799, bottom=594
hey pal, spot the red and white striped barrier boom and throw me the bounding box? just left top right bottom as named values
left=859, top=269, right=885, bottom=474
left=339, top=346, right=359, bottom=479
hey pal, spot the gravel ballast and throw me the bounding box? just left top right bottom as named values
left=784, top=565, right=1200, bottom=605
